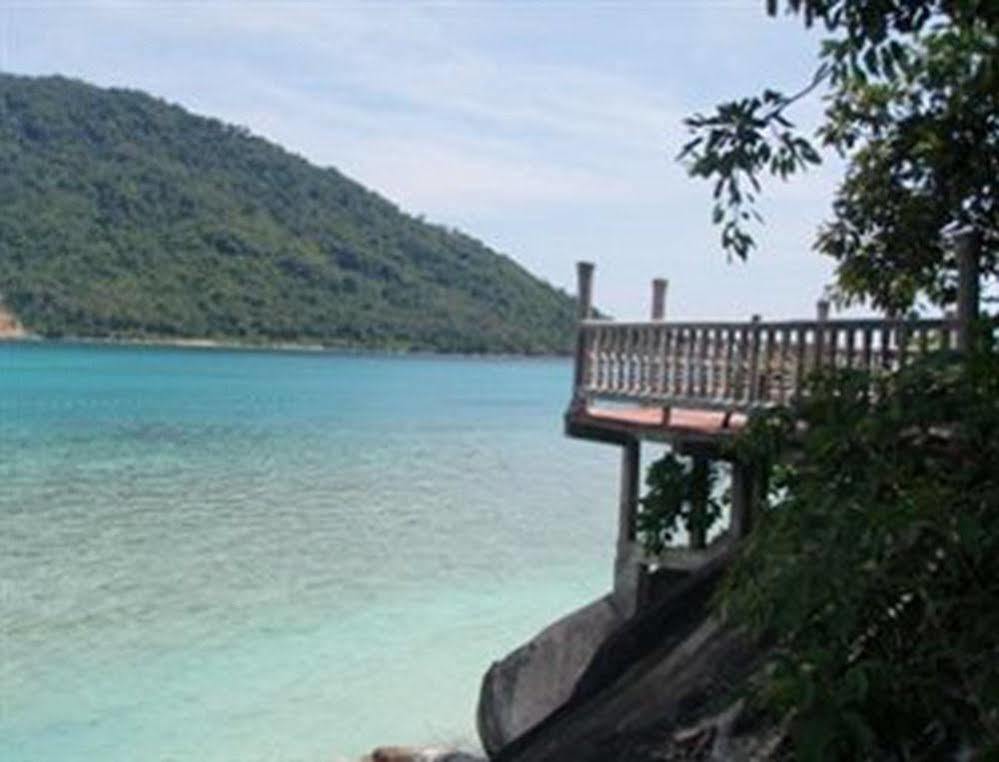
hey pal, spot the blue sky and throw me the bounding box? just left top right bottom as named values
left=2, top=1, right=850, bottom=319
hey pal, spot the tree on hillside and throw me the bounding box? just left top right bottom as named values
left=680, top=0, right=997, bottom=313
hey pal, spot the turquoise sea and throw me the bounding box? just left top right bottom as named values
left=1, top=342, right=621, bottom=761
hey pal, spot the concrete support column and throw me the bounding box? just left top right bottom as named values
left=730, top=460, right=756, bottom=539
left=613, top=438, right=642, bottom=618
left=688, top=456, right=709, bottom=550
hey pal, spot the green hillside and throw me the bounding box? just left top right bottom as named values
left=0, top=73, right=576, bottom=353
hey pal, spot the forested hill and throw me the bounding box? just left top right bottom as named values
left=0, top=73, right=576, bottom=353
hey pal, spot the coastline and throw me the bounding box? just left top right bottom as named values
left=0, top=332, right=571, bottom=361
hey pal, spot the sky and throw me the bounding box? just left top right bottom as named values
left=1, top=0, right=853, bottom=320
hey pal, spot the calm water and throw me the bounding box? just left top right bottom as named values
left=1, top=342, right=620, bottom=761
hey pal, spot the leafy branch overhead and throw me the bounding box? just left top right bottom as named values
left=678, top=0, right=998, bottom=313
left=680, top=70, right=826, bottom=261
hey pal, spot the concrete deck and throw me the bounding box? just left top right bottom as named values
left=565, top=404, right=748, bottom=452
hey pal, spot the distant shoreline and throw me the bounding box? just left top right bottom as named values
left=0, top=333, right=571, bottom=361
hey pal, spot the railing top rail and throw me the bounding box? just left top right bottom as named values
left=580, top=317, right=956, bottom=331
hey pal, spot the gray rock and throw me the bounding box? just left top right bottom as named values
left=364, top=746, right=485, bottom=762
left=489, top=554, right=768, bottom=762
left=476, top=593, right=627, bottom=756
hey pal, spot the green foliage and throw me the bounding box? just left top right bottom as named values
left=637, top=451, right=723, bottom=555
left=679, top=1, right=998, bottom=312
left=0, top=73, right=576, bottom=353
left=722, top=340, right=999, bottom=760
left=680, top=3, right=999, bottom=754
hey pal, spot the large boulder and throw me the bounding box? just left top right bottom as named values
left=492, top=554, right=768, bottom=762
left=476, top=593, right=628, bottom=756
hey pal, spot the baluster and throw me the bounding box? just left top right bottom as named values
left=619, top=328, right=630, bottom=393
left=604, top=327, right=615, bottom=391
left=722, top=327, right=736, bottom=403
left=677, top=327, right=688, bottom=398
left=625, top=328, right=636, bottom=393
left=646, top=326, right=657, bottom=397
left=607, top=328, right=619, bottom=393
left=720, top=328, right=731, bottom=400
left=897, top=320, right=910, bottom=368
left=735, top=325, right=747, bottom=404
left=646, top=326, right=656, bottom=396
left=582, top=326, right=593, bottom=392
left=581, top=326, right=594, bottom=391
left=670, top=328, right=683, bottom=397
left=651, top=326, right=664, bottom=397
left=693, top=327, right=705, bottom=399
left=634, top=327, right=645, bottom=396
left=845, top=327, right=856, bottom=370
left=814, top=324, right=826, bottom=374
left=762, top=326, right=775, bottom=403
left=775, top=327, right=789, bottom=403
left=709, top=328, right=721, bottom=399
left=748, top=318, right=762, bottom=404
left=645, top=326, right=656, bottom=397
left=601, top=328, right=611, bottom=392
left=696, top=328, right=709, bottom=399
left=794, top=326, right=807, bottom=400
left=644, top=328, right=652, bottom=393
left=713, top=328, right=722, bottom=398
left=700, top=328, right=715, bottom=399
left=634, top=327, right=644, bottom=393
left=880, top=323, right=892, bottom=370
left=684, top=327, right=696, bottom=398
left=670, top=328, right=680, bottom=398
left=862, top=326, right=873, bottom=374
left=615, top=328, right=624, bottom=393
left=714, top=328, right=725, bottom=399
left=619, top=328, right=629, bottom=392
left=598, top=327, right=610, bottom=391
left=637, top=327, right=647, bottom=394
left=638, top=328, right=647, bottom=391
left=616, top=328, right=628, bottom=392
left=589, top=327, right=599, bottom=391
left=659, top=328, right=674, bottom=397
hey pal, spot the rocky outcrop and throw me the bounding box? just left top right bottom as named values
left=476, top=593, right=628, bottom=757
left=488, top=555, right=770, bottom=762
left=0, top=303, right=25, bottom=339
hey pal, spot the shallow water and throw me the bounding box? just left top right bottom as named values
left=1, top=342, right=621, bottom=761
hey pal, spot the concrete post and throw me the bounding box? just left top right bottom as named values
left=576, top=261, right=595, bottom=321
left=954, top=229, right=981, bottom=353
left=571, top=262, right=595, bottom=410
left=815, top=299, right=831, bottom=368
left=651, top=278, right=668, bottom=321
left=816, top=299, right=830, bottom=322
